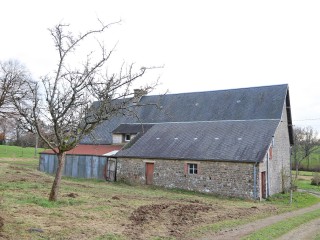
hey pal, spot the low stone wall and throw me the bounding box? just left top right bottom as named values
left=117, top=158, right=256, bottom=199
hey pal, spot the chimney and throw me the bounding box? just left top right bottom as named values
left=133, top=89, right=147, bottom=103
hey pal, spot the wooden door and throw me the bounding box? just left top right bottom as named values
left=146, top=163, right=154, bottom=185
left=261, top=171, right=266, bottom=199
left=104, top=159, right=116, bottom=181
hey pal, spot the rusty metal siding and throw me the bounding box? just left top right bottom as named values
left=39, top=153, right=108, bottom=180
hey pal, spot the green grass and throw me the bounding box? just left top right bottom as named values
left=95, top=233, right=126, bottom=240
left=315, top=232, right=320, bottom=240
left=190, top=192, right=320, bottom=239
left=192, top=218, right=264, bottom=238
left=295, top=170, right=314, bottom=176
left=296, top=179, right=320, bottom=192
left=266, top=191, right=320, bottom=208
left=297, top=147, right=320, bottom=170
left=243, top=208, right=320, bottom=240
left=0, top=145, right=44, bottom=158
left=292, top=170, right=320, bottom=193
left=16, top=195, right=84, bottom=208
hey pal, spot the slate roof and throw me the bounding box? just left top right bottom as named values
left=112, top=123, right=154, bottom=134
left=81, top=84, right=291, bottom=145
left=115, top=120, right=280, bottom=162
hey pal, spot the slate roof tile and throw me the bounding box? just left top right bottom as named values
left=81, top=84, right=289, bottom=145
left=115, top=120, right=279, bottom=162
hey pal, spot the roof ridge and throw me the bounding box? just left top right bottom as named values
left=145, top=84, right=288, bottom=97
left=135, top=119, right=281, bottom=125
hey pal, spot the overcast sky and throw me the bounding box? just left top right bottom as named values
left=1, top=0, right=320, bottom=131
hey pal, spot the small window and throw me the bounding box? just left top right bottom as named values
left=125, top=134, right=131, bottom=142
left=188, top=163, right=198, bottom=174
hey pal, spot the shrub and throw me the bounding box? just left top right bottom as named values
left=311, top=172, right=320, bottom=186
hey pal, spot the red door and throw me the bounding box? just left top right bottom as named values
left=261, top=171, right=266, bottom=199
left=146, top=163, right=154, bottom=185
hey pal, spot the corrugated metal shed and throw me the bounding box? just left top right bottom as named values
left=115, top=120, right=279, bottom=162
left=40, top=145, right=121, bottom=180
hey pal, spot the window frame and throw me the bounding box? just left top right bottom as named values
left=188, top=163, right=198, bottom=174
left=124, top=134, right=131, bottom=142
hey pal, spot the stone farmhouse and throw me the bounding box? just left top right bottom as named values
left=40, top=84, right=293, bottom=200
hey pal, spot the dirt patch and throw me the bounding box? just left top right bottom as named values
left=298, top=175, right=312, bottom=181
left=0, top=216, right=6, bottom=239
left=63, top=182, right=93, bottom=189
left=126, top=202, right=200, bottom=239
left=64, top=193, right=79, bottom=198
left=125, top=202, right=273, bottom=239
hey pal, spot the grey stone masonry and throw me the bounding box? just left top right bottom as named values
left=258, top=103, right=291, bottom=198
left=268, top=103, right=291, bottom=195
left=117, top=158, right=256, bottom=199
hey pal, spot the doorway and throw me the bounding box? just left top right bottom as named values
left=261, top=171, right=266, bottom=199
left=145, top=162, right=154, bottom=185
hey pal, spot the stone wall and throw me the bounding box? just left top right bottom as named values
left=268, top=103, right=291, bottom=195
left=258, top=102, right=291, bottom=198
left=112, top=134, right=123, bottom=144
left=117, top=158, right=257, bottom=199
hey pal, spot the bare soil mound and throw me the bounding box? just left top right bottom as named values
left=126, top=202, right=211, bottom=239
left=125, top=202, right=276, bottom=239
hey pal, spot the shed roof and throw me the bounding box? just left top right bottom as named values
left=41, top=144, right=122, bottom=156
left=81, top=84, right=291, bottom=145
left=115, top=120, right=279, bottom=162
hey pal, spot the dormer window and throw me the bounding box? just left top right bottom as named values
left=125, top=134, right=131, bottom=142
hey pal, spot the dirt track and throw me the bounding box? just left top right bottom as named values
left=201, top=201, right=320, bottom=240
left=278, top=218, right=320, bottom=240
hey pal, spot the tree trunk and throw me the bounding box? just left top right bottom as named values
left=49, top=152, right=66, bottom=201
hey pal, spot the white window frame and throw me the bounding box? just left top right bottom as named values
left=124, top=134, right=131, bottom=142
left=188, top=163, right=198, bottom=174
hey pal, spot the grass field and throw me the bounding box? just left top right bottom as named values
left=297, top=147, right=320, bottom=170
left=0, top=158, right=319, bottom=240
left=294, top=170, right=320, bottom=193
left=0, top=145, right=45, bottom=159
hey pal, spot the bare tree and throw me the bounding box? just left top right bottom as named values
left=13, top=21, right=158, bottom=201
left=293, top=126, right=320, bottom=178
left=0, top=60, right=32, bottom=118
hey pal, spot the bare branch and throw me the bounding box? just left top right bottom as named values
left=11, top=20, right=160, bottom=201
